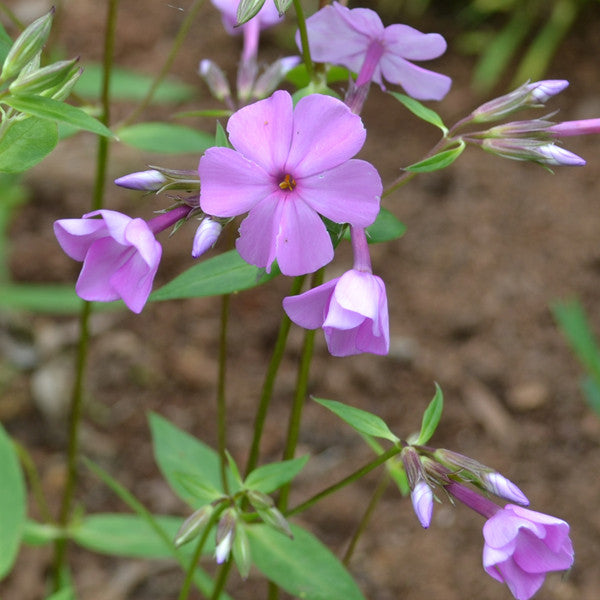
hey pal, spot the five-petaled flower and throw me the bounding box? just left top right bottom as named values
left=299, top=1, right=451, bottom=100
left=283, top=268, right=389, bottom=356
left=198, top=90, right=382, bottom=276
left=483, top=504, right=574, bottom=600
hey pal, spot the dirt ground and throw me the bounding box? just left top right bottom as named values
left=1, top=1, right=600, bottom=599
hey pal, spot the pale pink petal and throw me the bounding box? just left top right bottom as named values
left=53, top=218, right=108, bottom=261
left=227, top=90, right=293, bottom=174
left=491, top=559, right=545, bottom=600
left=513, top=530, right=574, bottom=574
left=199, top=147, right=275, bottom=216
left=330, top=270, right=381, bottom=323
left=282, top=279, right=338, bottom=329
left=324, top=327, right=361, bottom=357
left=86, top=210, right=132, bottom=245
left=379, top=54, right=451, bottom=100
left=297, top=159, right=381, bottom=227
left=285, top=94, right=366, bottom=175
left=123, top=218, right=162, bottom=268
left=383, top=25, right=447, bottom=60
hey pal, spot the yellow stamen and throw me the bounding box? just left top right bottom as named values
left=279, top=174, right=296, bottom=191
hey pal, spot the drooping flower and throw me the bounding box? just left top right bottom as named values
left=483, top=504, right=574, bottom=600
left=298, top=1, right=451, bottom=100
left=199, top=90, right=382, bottom=276
left=54, top=206, right=190, bottom=313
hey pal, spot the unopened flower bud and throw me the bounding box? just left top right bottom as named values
left=484, top=117, right=554, bottom=139
left=199, top=59, right=232, bottom=102
left=215, top=509, right=237, bottom=564
left=192, top=218, right=222, bottom=258
left=115, top=169, right=167, bottom=191
left=174, top=505, right=214, bottom=547
left=45, top=65, right=83, bottom=101
left=252, top=56, right=301, bottom=99
left=411, top=480, right=434, bottom=529
left=482, top=138, right=586, bottom=166
left=247, top=490, right=292, bottom=538
left=9, top=57, right=79, bottom=96
left=1, top=8, right=55, bottom=81
left=246, top=489, right=275, bottom=510
left=232, top=524, right=252, bottom=579
left=548, top=118, right=600, bottom=137
left=481, top=472, right=529, bottom=506
left=237, top=56, right=258, bottom=103
left=527, top=79, right=569, bottom=103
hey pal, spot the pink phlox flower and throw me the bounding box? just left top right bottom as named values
left=199, top=90, right=382, bottom=276
left=211, top=0, right=282, bottom=34
left=483, top=504, right=574, bottom=600
left=283, top=268, right=389, bottom=356
left=298, top=1, right=451, bottom=100
left=54, top=210, right=162, bottom=313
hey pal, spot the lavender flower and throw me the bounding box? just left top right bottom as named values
left=199, top=90, right=381, bottom=276
left=54, top=207, right=189, bottom=313
left=298, top=1, right=451, bottom=100
left=483, top=505, right=574, bottom=600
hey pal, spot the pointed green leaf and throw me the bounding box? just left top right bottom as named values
left=389, top=92, right=448, bottom=134
left=582, top=377, right=600, bottom=417
left=0, top=424, right=26, bottom=579
left=23, top=520, right=63, bottom=546
left=0, top=117, right=57, bottom=173
left=172, top=472, right=222, bottom=504
left=404, top=141, right=465, bottom=173
left=150, top=249, right=278, bottom=302
left=0, top=283, right=82, bottom=312
left=248, top=523, right=366, bottom=600
left=225, top=450, right=244, bottom=488
left=116, top=122, right=213, bottom=154
left=245, top=456, right=309, bottom=494
left=237, top=0, right=267, bottom=26
left=0, top=22, right=14, bottom=65
left=71, top=514, right=191, bottom=558
left=416, top=384, right=444, bottom=445
left=273, top=0, right=293, bottom=16
left=2, top=95, right=113, bottom=137
left=313, top=398, right=399, bottom=442
left=215, top=120, right=230, bottom=148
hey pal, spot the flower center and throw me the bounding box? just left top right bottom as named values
left=279, top=174, right=296, bottom=191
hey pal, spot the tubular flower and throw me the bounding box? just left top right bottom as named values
left=199, top=90, right=382, bottom=276
left=298, top=1, right=451, bottom=100
left=483, top=504, right=574, bottom=600
left=54, top=206, right=189, bottom=313
left=283, top=268, right=389, bottom=356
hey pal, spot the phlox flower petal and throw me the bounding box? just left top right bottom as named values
left=211, top=0, right=282, bottom=34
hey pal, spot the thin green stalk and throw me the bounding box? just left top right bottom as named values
left=120, top=0, right=205, bottom=128
left=211, top=558, right=233, bottom=600
left=277, top=268, right=324, bottom=512
left=287, top=445, right=402, bottom=518
left=342, top=473, right=389, bottom=565
left=0, top=3, right=24, bottom=29
left=52, top=0, right=119, bottom=588
left=245, top=275, right=306, bottom=477
left=217, top=294, right=230, bottom=495
left=293, top=0, right=313, bottom=79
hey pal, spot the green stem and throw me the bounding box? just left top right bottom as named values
left=244, top=275, right=305, bottom=477
left=293, top=0, right=313, bottom=79
left=119, top=0, right=205, bottom=128
left=51, top=0, right=119, bottom=588
left=0, top=3, right=24, bottom=29
left=217, top=294, right=230, bottom=495
left=342, top=473, right=389, bottom=565
left=287, top=445, right=402, bottom=517
left=277, top=269, right=324, bottom=512
left=211, top=558, right=233, bottom=600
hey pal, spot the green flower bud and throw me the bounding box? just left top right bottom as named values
left=45, top=66, right=83, bottom=101
left=1, top=8, right=55, bottom=81
left=174, top=505, right=214, bottom=548
left=9, top=58, right=79, bottom=96
left=232, top=524, right=252, bottom=579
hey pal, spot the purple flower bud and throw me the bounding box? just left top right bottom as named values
left=527, top=79, right=569, bottom=103
left=548, top=117, right=600, bottom=137
left=411, top=480, right=434, bottom=528
left=482, top=138, right=586, bottom=166
left=192, top=218, right=222, bottom=258
left=481, top=472, right=529, bottom=506
left=536, top=143, right=586, bottom=166
left=199, top=59, right=232, bottom=102
left=114, top=169, right=167, bottom=191
left=215, top=509, right=236, bottom=564
left=174, top=505, right=214, bottom=547
left=252, top=56, right=301, bottom=99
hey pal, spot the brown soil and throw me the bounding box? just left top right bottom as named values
left=1, top=1, right=600, bottom=600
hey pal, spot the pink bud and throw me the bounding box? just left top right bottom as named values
left=482, top=472, right=529, bottom=506
left=527, top=79, right=569, bottom=103
left=548, top=118, right=600, bottom=137
left=411, top=480, right=434, bottom=528
left=114, top=169, right=166, bottom=191
left=192, top=218, right=222, bottom=258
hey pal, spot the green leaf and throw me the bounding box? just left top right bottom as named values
left=23, top=520, right=63, bottom=546
left=44, top=588, right=76, bottom=600
left=0, top=117, right=57, bottom=173
left=2, top=95, right=113, bottom=137
left=285, top=65, right=350, bottom=88
left=0, top=22, right=13, bottom=65
left=404, top=141, right=465, bottom=173
left=150, top=250, right=278, bottom=302
left=0, top=283, right=82, bottom=312
left=215, top=120, right=230, bottom=148
left=313, top=398, right=399, bottom=443
left=225, top=450, right=244, bottom=489
left=237, top=0, right=267, bottom=26
left=389, top=91, right=448, bottom=134
left=71, top=514, right=197, bottom=559
left=0, top=424, right=26, bottom=579
left=582, top=377, right=600, bottom=417
left=117, top=122, right=213, bottom=154
left=273, top=0, right=293, bottom=16
left=248, top=523, right=366, bottom=600
left=75, top=64, right=194, bottom=103
left=172, top=472, right=223, bottom=504
left=245, top=456, right=309, bottom=494
left=416, top=383, right=444, bottom=445
left=149, top=413, right=239, bottom=507
left=343, top=208, right=406, bottom=245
